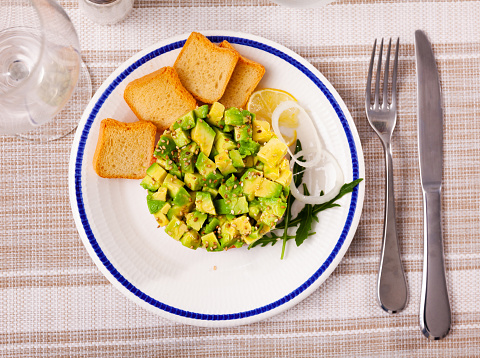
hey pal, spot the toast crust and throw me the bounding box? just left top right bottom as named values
left=218, top=40, right=265, bottom=109
left=124, top=66, right=197, bottom=132
left=93, top=118, right=157, bottom=179
left=174, top=32, right=239, bottom=103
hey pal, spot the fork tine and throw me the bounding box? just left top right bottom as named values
left=365, top=39, right=377, bottom=110
left=382, top=38, right=392, bottom=109
left=374, top=38, right=384, bottom=108
left=391, top=38, right=400, bottom=108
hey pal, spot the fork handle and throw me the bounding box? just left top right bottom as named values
left=377, top=143, right=408, bottom=313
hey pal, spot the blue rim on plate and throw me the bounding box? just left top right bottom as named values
left=74, top=35, right=360, bottom=322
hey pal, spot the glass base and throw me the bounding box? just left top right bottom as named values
left=16, top=60, right=92, bottom=142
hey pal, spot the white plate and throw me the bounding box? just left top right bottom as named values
left=68, top=31, right=365, bottom=327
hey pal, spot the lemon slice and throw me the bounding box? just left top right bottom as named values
left=247, top=88, right=299, bottom=146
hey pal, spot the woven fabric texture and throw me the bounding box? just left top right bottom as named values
left=1, top=0, right=480, bottom=356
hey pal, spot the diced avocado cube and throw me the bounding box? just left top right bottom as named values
left=194, top=105, right=209, bottom=119
left=234, top=124, right=252, bottom=142
left=241, top=169, right=264, bottom=200
left=258, top=224, right=271, bottom=236
left=252, top=119, right=274, bottom=144
left=166, top=205, right=181, bottom=221
left=219, top=221, right=238, bottom=248
left=201, top=232, right=220, bottom=251
left=146, top=163, right=167, bottom=183
left=214, top=152, right=236, bottom=176
left=165, top=217, right=188, bottom=241
left=214, top=198, right=237, bottom=215
left=248, top=200, right=262, bottom=221
left=202, top=186, right=218, bottom=199
left=154, top=212, right=169, bottom=227
left=209, top=146, right=219, bottom=160
left=224, top=109, right=254, bottom=126
left=195, top=152, right=216, bottom=176
left=195, top=191, right=216, bottom=215
left=173, top=110, right=196, bottom=130
left=213, top=131, right=236, bottom=153
left=167, top=203, right=193, bottom=220
left=184, top=173, right=203, bottom=191
left=232, top=215, right=252, bottom=236
left=243, top=155, right=255, bottom=168
left=259, top=211, right=278, bottom=228
left=244, top=227, right=261, bottom=245
left=257, top=137, right=288, bottom=167
left=203, top=171, right=224, bottom=189
left=165, top=160, right=182, bottom=180
left=263, top=163, right=280, bottom=181
left=160, top=202, right=171, bottom=215
left=156, top=157, right=167, bottom=169
left=154, top=135, right=176, bottom=160
left=255, top=179, right=283, bottom=198
left=152, top=186, right=168, bottom=201
left=206, top=102, right=225, bottom=128
left=233, top=196, right=249, bottom=215
left=255, top=161, right=264, bottom=171
left=163, top=173, right=185, bottom=198
left=229, top=149, right=245, bottom=168
left=146, top=193, right=167, bottom=214
left=242, top=110, right=255, bottom=123
left=172, top=127, right=191, bottom=148
left=191, top=118, right=216, bottom=157
left=218, top=174, right=243, bottom=200
left=204, top=217, right=220, bottom=234
left=238, top=139, right=261, bottom=157
left=180, top=230, right=201, bottom=250
left=279, top=157, right=289, bottom=171
left=140, top=175, right=160, bottom=191
left=275, top=168, right=293, bottom=187
left=258, top=197, right=287, bottom=218
left=224, top=108, right=245, bottom=126
left=223, top=124, right=234, bottom=132
left=173, top=187, right=193, bottom=207
left=178, top=142, right=198, bottom=174
left=185, top=211, right=208, bottom=231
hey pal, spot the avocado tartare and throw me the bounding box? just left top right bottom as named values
left=140, top=102, right=292, bottom=251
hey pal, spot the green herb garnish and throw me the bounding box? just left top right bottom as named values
left=249, top=139, right=363, bottom=258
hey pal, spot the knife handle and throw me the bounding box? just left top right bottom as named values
left=420, top=188, right=451, bottom=339
left=377, top=144, right=408, bottom=313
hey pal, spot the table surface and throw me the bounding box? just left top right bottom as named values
left=2, top=0, right=480, bottom=356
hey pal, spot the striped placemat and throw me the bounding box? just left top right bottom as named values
left=1, top=0, right=479, bottom=356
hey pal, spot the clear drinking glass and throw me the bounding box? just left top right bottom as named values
left=0, top=0, right=91, bottom=141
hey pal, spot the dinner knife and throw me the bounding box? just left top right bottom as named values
left=415, top=29, right=451, bottom=340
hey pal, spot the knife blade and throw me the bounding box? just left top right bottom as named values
left=415, top=29, right=451, bottom=340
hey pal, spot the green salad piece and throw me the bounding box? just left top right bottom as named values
left=140, top=103, right=291, bottom=251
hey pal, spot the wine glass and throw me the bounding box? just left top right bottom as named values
left=0, top=0, right=92, bottom=141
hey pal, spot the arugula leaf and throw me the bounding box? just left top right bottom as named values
left=248, top=232, right=316, bottom=249
left=283, top=179, right=363, bottom=229
left=280, top=140, right=303, bottom=259
left=295, top=184, right=313, bottom=247
left=312, top=178, right=364, bottom=215
left=293, top=140, right=304, bottom=187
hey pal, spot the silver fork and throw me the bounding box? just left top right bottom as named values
left=366, top=38, right=408, bottom=313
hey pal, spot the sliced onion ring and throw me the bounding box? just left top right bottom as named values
left=289, top=150, right=345, bottom=205
left=271, top=101, right=322, bottom=168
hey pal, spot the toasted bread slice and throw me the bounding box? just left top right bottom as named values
left=93, top=118, right=157, bottom=179
left=124, top=66, right=197, bottom=132
left=218, top=41, right=265, bottom=109
left=174, top=32, right=239, bottom=103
